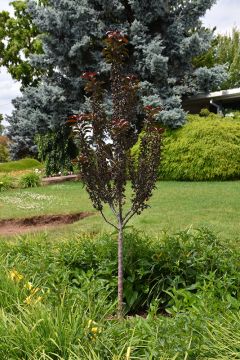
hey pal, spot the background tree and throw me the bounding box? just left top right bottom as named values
left=0, top=114, right=3, bottom=135
left=0, top=0, right=76, bottom=170
left=193, top=27, right=240, bottom=89
left=0, top=114, right=9, bottom=162
left=0, top=0, right=48, bottom=88
left=7, top=0, right=227, bottom=163
left=36, top=128, right=78, bottom=176
left=70, top=31, right=163, bottom=316
left=0, top=1, right=76, bottom=171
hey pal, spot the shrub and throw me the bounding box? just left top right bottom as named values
left=132, top=115, right=240, bottom=181
left=160, top=115, right=240, bottom=181
left=0, top=144, right=9, bottom=162
left=199, top=108, right=211, bottom=117
left=36, top=128, right=77, bottom=177
left=0, top=136, right=9, bottom=162
left=1, top=229, right=239, bottom=314
left=19, top=172, right=41, bottom=188
left=58, top=228, right=240, bottom=313
left=0, top=175, right=14, bottom=191
left=160, top=115, right=240, bottom=180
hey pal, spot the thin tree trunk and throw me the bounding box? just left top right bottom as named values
left=117, top=224, right=124, bottom=317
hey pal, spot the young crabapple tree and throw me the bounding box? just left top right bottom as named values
left=68, top=31, right=163, bottom=317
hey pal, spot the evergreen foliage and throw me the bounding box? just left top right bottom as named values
left=161, top=114, right=240, bottom=180
left=132, top=113, right=240, bottom=181
left=7, top=84, right=67, bottom=159
left=6, top=0, right=226, bottom=159
left=193, top=27, right=240, bottom=89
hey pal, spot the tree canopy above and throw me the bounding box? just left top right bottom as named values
left=6, top=0, right=227, bottom=159
left=0, top=0, right=47, bottom=88
left=193, top=27, right=240, bottom=90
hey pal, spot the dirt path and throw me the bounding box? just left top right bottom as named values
left=0, top=212, right=94, bottom=236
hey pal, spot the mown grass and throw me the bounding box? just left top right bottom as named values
left=0, top=181, right=240, bottom=242
left=0, top=157, right=42, bottom=173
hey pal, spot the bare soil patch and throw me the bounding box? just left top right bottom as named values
left=0, top=212, right=94, bottom=236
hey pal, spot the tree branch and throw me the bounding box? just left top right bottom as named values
left=109, top=203, right=117, bottom=217
left=99, top=209, right=118, bottom=230
left=123, top=208, right=138, bottom=228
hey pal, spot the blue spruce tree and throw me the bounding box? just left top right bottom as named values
left=8, top=0, right=226, bottom=164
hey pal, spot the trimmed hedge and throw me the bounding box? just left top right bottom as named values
left=132, top=114, right=240, bottom=181
left=161, top=115, right=240, bottom=180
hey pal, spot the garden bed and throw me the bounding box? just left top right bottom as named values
left=0, top=212, right=93, bottom=235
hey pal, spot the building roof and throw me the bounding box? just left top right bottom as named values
left=183, top=88, right=240, bottom=113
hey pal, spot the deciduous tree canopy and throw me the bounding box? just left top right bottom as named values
left=0, top=0, right=47, bottom=88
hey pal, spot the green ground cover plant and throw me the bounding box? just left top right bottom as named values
left=0, top=174, right=14, bottom=191
left=57, top=229, right=240, bottom=313
left=0, top=179, right=239, bottom=357
left=0, top=229, right=239, bottom=359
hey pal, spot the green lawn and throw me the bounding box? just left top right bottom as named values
left=1, top=181, right=240, bottom=242
left=0, top=158, right=42, bottom=173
